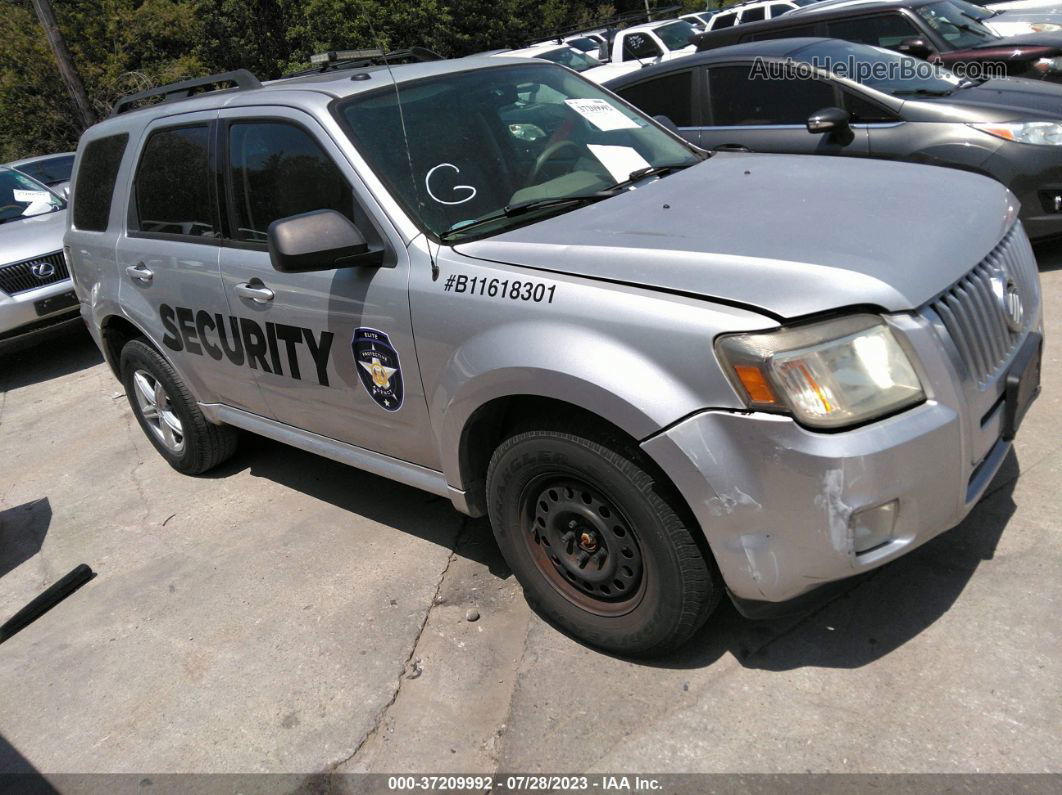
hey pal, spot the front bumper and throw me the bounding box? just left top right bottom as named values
left=643, top=274, right=1043, bottom=606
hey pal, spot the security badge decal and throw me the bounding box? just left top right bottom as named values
left=353, top=328, right=404, bottom=411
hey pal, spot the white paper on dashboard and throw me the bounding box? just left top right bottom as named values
left=587, top=144, right=651, bottom=183
left=564, top=98, right=640, bottom=131
left=13, top=189, right=51, bottom=204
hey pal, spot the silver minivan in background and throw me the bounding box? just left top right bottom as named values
left=66, top=56, right=1043, bottom=655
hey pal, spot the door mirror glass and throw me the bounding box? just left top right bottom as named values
left=895, top=37, right=934, bottom=59
left=807, top=107, right=851, bottom=134
left=267, top=209, right=381, bottom=272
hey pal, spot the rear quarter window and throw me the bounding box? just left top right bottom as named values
left=72, top=134, right=129, bottom=232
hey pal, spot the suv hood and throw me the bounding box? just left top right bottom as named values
left=918, top=76, right=1062, bottom=119
left=0, top=207, right=67, bottom=266
left=455, top=153, right=1014, bottom=319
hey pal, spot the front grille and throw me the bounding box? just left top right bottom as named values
left=930, top=224, right=1038, bottom=386
left=0, top=251, right=69, bottom=295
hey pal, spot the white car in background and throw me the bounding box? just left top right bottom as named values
left=4, top=151, right=76, bottom=196
left=704, top=0, right=823, bottom=30
left=977, top=0, right=1062, bottom=35
left=492, top=43, right=642, bottom=83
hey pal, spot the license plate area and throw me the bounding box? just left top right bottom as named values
left=34, top=290, right=78, bottom=317
left=1002, top=331, right=1042, bottom=442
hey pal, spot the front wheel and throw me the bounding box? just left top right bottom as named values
left=486, top=427, right=720, bottom=656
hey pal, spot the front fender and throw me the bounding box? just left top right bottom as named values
left=435, top=320, right=722, bottom=490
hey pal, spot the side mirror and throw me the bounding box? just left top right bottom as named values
left=267, top=209, right=383, bottom=273
left=653, top=114, right=680, bottom=133
left=807, top=107, right=851, bottom=134
left=598, top=40, right=610, bottom=62
left=895, top=37, right=934, bottom=59
left=61, top=185, right=71, bottom=200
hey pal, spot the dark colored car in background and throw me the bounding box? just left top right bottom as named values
left=606, top=37, right=1062, bottom=239
left=692, top=0, right=1062, bottom=81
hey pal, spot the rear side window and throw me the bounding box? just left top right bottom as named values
left=742, top=7, right=767, bottom=23
left=616, top=72, right=694, bottom=127
left=827, top=14, right=921, bottom=48
left=73, top=134, right=128, bottom=232
left=708, top=64, right=836, bottom=125
left=226, top=120, right=354, bottom=244
left=711, top=12, right=737, bottom=29
left=133, top=125, right=215, bottom=238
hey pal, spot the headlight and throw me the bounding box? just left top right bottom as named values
left=970, top=120, right=1062, bottom=145
left=716, top=315, right=925, bottom=429
left=1031, top=23, right=1062, bottom=33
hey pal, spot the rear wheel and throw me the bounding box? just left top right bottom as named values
left=120, top=340, right=238, bottom=475
left=486, top=426, right=719, bottom=656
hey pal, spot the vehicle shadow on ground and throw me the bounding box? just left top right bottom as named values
left=0, top=499, right=51, bottom=581
left=0, top=328, right=100, bottom=392
left=650, top=451, right=1020, bottom=672
left=206, top=433, right=511, bottom=578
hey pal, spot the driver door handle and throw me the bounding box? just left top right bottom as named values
left=125, top=263, right=153, bottom=283
left=234, top=282, right=275, bottom=303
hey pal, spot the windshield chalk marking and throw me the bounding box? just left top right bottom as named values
left=425, top=163, right=478, bottom=205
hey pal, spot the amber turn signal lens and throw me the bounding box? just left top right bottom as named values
left=733, top=364, right=778, bottom=404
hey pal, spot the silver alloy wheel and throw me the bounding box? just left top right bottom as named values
left=132, top=369, right=185, bottom=453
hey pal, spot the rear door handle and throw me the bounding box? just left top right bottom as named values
left=125, top=263, right=153, bottom=283
left=234, top=282, right=275, bottom=303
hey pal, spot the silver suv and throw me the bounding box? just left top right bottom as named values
left=0, top=167, right=80, bottom=349
left=66, top=57, right=1043, bottom=656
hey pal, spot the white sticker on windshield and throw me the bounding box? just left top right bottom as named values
left=587, top=145, right=651, bottom=183
left=564, top=99, right=640, bottom=132
left=13, top=189, right=52, bottom=204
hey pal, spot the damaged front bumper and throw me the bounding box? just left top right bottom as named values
left=642, top=308, right=1041, bottom=610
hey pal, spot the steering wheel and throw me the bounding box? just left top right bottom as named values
left=528, top=140, right=583, bottom=184
left=0, top=204, right=23, bottom=214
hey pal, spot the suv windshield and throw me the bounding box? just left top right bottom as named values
left=536, top=47, right=602, bottom=72
left=337, top=63, right=699, bottom=242
left=653, top=21, right=697, bottom=51
left=0, top=168, right=64, bottom=224
left=799, top=39, right=962, bottom=95
left=916, top=0, right=999, bottom=47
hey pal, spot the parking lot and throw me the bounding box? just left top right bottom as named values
left=1, top=248, right=1059, bottom=779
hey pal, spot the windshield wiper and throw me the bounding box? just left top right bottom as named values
left=438, top=191, right=616, bottom=242
left=605, top=161, right=698, bottom=192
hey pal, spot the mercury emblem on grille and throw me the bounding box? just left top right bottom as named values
left=991, top=268, right=1024, bottom=333
left=30, top=261, right=56, bottom=280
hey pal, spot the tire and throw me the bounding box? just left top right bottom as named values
left=486, top=426, right=720, bottom=656
left=120, top=339, right=238, bottom=475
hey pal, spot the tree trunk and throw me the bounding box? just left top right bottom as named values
left=30, top=0, right=97, bottom=130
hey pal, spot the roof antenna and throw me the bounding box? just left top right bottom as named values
left=364, top=17, right=439, bottom=278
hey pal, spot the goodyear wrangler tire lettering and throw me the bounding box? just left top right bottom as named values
left=158, top=303, right=334, bottom=387
left=353, top=327, right=404, bottom=411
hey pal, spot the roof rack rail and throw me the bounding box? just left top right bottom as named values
left=110, top=69, right=261, bottom=116
left=285, top=47, right=443, bottom=77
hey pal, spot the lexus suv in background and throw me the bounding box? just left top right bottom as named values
left=608, top=36, right=1062, bottom=239
left=693, top=0, right=1062, bottom=81
left=0, top=166, right=80, bottom=350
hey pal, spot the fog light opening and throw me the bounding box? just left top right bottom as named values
left=850, top=500, right=898, bottom=555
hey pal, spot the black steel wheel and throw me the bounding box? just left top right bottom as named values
left=487, top=425, right=720, bottom=656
